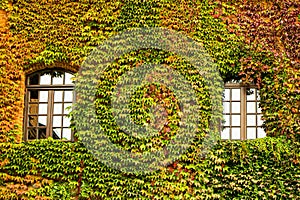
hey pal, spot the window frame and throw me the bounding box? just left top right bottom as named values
left=23, top=69, right=75, bottom=141
left=221, top=83, right=265, bottom=140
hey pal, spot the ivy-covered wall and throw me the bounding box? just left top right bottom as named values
left=0, top=0, right=299, bottom=199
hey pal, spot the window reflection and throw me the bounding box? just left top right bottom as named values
left=52, top=128, right=61, bottom=139
left=53, top=75, right=64, bottom=85
left=39, top=91, right=48, bottom=102
left=231, top=89, right=240, bottom=100
left=231, top=128, right=241, bottom=140
left=38, top=128, right=47, bottom=139
left=232, top=115, right=240, bottom=126
left=64, top=91, right=73, bottom=102
left=38, top=104, right=48, bottom=115
left=221, top=128, right=230, bottom=139
left=53, top=116, right=62, bottom=127
left=38, top=116, right=47, bottom=126
left=53, top=103, right=63, bottom=114
left=54, top=91, right=63, bottom=102
left=62, top=128, right=72, bottom=140
left=65, top=72, right=73, bottom=84
left=232, top=102, right=240, bottom=113
left=40, top=74, right=51, bottom=85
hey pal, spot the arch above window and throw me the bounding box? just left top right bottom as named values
left=24, top=69, right=75, bottom=141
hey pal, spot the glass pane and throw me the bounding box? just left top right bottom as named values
left=28, top=115, right=38, bottom=126
left=38, top=116, right=47, bottom=126
left=52, top=128, right=61, bottom=139
left=224, top=89, right=230, bottom=101
left=54, top=91, right=63, bottom=102
left=62, top=128, right=72, bottom=140
left=64, top=103, right=72, bottom=114
left=53, top=103, right=63, bottom=114
left=64, top=91, right=73, bottom=102
left=258, top=128, right=266, bottom=138
left=257, top=115, right=263, bottom=126
left=247, top=115, right=256, bottom=126
left=38, top=128, right=47, bottom=139
left=232, top=115, right=240, bottom=126
left=29, top=74, right=39, bottom=85
left=231, top=89, right=240, bottom=100
left=38, top=104, right=48, bottom=114
left=29, top=90, right=38, bottom=101
left=231, top=128, right=240, bottom=139
left=39, top=91, right=48, bottom=102
left=28, top=128, right=37, bottom=139
left=247, top=102, right=256, bottom=113
left=65, top=72, right=74, bottom=84
left=247, top=128, right=256, bottom=139
left=53, top=74, right=64, bottom=85
left=221, top=128, right=230, bottom=140
left=40, top=74, right=51, bottom=85
left=247, top=88, right=256, bottom=100
left=257, top=104, right=262, bottom=113
left=29, top=104, right=38, bottom=114
left=232, top=102, right=240, bottom=113
left=63, top=116, right=71, bottom=127
left=223, top=102, right=230, bottom=113
left=53, top=116, right=62, bottom=127
left=224, top=115, right=230, bottom=126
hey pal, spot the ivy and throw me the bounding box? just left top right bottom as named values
left=0, top=0, right=299, bottom=198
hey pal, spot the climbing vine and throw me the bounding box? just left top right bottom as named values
left=0, top=0, right=299, bottom=198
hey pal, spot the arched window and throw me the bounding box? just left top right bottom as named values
left=24, top=69, right=75, bottom=141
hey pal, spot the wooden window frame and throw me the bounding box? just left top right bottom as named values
left=23, top=69, right=75, bottom=141
left=221, top=83, right=265, bottom=140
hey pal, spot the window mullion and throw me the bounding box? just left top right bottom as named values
left=240, top=87, right=246, bottom=140
left=46, top=90, right=54, bottom=138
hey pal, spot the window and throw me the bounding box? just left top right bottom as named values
left=24, top=69, right=75, bottom=141
left=221, top=83, right=266, bottom=140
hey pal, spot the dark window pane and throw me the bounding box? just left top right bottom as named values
left=29, top=90, right=38, bottom=101
left=29, top=104, right=38, bottom=115
left=29, top=74, right=39, bottom=85
left=38, top=128, right=47, bottom=139
left=28, top=128, right=37, bottom=139
left=28, top=115, right=38, bottom=127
